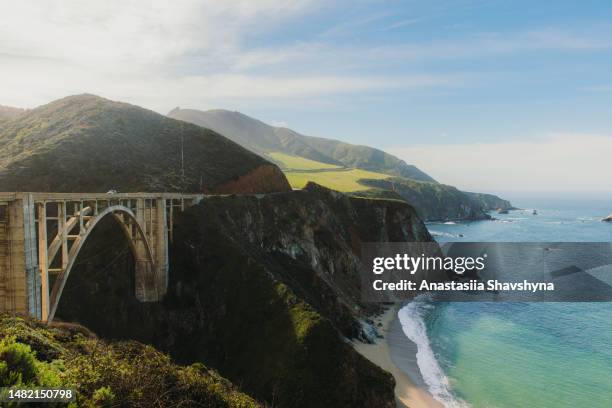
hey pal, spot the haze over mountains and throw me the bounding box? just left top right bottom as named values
left=0, top=94, right=513, bottom=219
left=168, top=107, right=513, bottom=220
left=168, top=108, right=436, bottom=183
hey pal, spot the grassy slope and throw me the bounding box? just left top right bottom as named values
left=268, top=151, right=341, bottom=170
left=274, top=154, right=497, bottom=220
left=167, top=108, right=435, bottom=182
left=267, top=151, right=391, bottom=191
left=285, top=167, right=389, bottom=191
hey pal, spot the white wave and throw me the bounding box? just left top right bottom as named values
left=444, top=221, right=457, bottom=225
left=398, top=298, right=468, bottom=408
left=429, top=230, right=463, bottom=238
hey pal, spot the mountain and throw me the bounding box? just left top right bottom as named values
left=0, top=105, right=25, bottom=121
left=0, top=95, right=289, bottom=193
left=168, top=107, right=514, bottom=220
left=0, top=94, right=433, bottom=406
left=168, top=108, right=436, bottom=182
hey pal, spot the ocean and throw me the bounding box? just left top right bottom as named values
left=399, top=194, right=612, bottom=407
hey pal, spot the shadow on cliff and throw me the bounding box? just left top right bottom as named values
left=55, top=184, right=428, bottom=408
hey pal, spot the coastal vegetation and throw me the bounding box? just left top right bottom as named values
left=268, top=151, right=341, bottom=170
left=0, top=315, right=260, bottom=407
left=285, top=167, right=389, bottom=191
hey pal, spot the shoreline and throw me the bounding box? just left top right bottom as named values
left=353, top=305, right=442, bottom=408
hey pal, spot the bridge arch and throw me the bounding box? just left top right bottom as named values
left=47, top=205, right=157, bottom=322
left=0, top=192, right=203, bottom=322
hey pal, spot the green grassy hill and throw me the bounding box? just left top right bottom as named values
left=168, top=107, right=514, bottom=220
left=167, top=108, right=436, bottom=182
left=0, top=95, right=290, bottom=193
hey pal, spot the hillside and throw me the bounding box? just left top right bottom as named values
left=464, top=191, right=516, bottom=211
left=0, top=105, right=25, bottom=121
left=168, top=108, right=436, bottom=182
left=0, top=316, right=259, bottom=407
left=53, top=183, right=432, bottom=407
left=357, top=178, right=491, bottom=221
left=0, top=95, right=290, bottom=193
left=168, top=107, right=514, bottom=221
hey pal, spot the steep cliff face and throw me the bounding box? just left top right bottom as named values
left=464, top=191, right=516, bottom=211
left=359, top=178, right=492, bottom=221
left=55, top=183, right=432, bottom=408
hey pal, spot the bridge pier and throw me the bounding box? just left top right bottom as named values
left=0, top=192, right=203, bottom=322
left=133, top=198, right=168, bottom=302
left=0, top=194, right=40, bottom=318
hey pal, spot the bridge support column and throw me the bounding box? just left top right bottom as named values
left=133, top=198, right=168, bottom=301
left=0, top=195, right=40, bottom=317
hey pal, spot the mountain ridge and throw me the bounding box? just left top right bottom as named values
left=168, top=107, right=514, bottom=220
left=168, top=107, right=436, bottom=182
left=0, top=95, right=290, bottom=194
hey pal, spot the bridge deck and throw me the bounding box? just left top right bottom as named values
left=0, top=192, right=204, bottom=203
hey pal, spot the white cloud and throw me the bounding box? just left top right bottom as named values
left=0, top=0, right=457, bottom=112
left=391, top=133, right=612, bottom=192
left=0, top=0, right=318, bottom=66
left=1, top=1, right=610, bottom=113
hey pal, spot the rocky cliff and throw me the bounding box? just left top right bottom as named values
left=54, top=183, right=433, bottom=408
left=464, top=191, right=516, bottom=211
left=358, top=178, right=493, bottom=221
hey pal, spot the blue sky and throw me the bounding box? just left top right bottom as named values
left=2, top=0, right=612, bottom=191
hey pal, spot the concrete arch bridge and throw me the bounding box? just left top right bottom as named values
left=0, top=192, right=203, bottom=322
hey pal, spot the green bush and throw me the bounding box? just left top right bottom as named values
left=0, top=336, right=38, bottom=386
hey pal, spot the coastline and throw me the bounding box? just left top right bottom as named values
left=353, top=305, right=442, bottom=408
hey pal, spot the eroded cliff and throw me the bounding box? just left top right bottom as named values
left=55, top=183, right=432, bottom=408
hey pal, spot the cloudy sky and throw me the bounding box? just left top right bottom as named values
left=2, top=0, right=612, bottom=192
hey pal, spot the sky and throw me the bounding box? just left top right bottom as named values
left=2, top=0, right=612, bottom=192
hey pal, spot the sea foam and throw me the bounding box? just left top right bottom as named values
left=398, top=297, right=468, bottom=408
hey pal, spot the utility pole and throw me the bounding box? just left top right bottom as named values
left=180, top=134, right=185, bottom=177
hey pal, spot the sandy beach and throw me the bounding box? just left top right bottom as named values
left=353, top=305, right=442, bottom=408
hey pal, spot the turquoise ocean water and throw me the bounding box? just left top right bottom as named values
left=399, top=194, right=612, bottom=408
